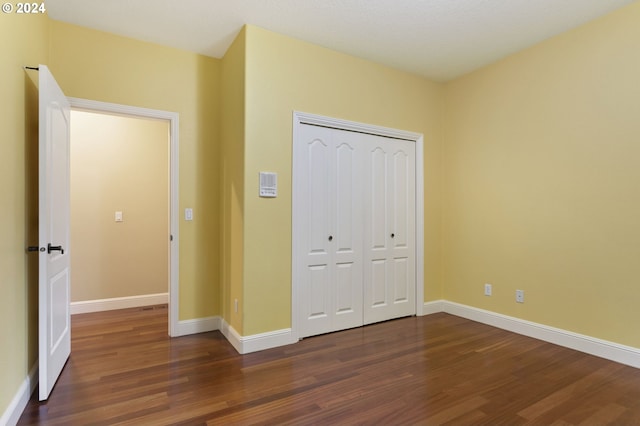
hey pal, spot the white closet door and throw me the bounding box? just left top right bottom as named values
left=298, top=125, right=364, bottom=338
left=363, top=135, right=416, bottom=324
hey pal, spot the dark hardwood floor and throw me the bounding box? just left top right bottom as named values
left=18, top=306, right=640, bottom=425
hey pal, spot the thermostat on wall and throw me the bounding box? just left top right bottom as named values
left=259, top=172, right=277, bottom=198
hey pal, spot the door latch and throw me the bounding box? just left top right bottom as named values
left=48, top=243, right=64, bottom=255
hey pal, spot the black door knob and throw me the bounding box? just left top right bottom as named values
left=391, top=233, right=395, bottom=238
left=328, top=235, right=333, bottom=241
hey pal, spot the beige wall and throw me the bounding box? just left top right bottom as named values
left=240, top=26, right=444, bottom=335
left=70, top=111, right=169, bottom=302
left=49, top=21, right=222, bottom=319
left=443, top=2, right=640, bottom=347
left=220, top=28, right=246, bottom=332
left=0, top=12, right=49, bottom=418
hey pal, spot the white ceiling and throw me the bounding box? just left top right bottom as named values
left=45, top=0, right=636, bottom=82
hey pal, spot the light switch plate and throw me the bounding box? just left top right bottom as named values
left=185, top=208, right=193, bottom=221
left=115, top=211, right=123, bottom=222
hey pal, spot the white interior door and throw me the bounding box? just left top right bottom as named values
left=38, top=65, right=71, bottom=401
left=297, top=125, right=364, bottom=338
left=363, top=135, right=416, bottom=324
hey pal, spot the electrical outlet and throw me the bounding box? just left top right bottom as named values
left=484, top=283, right=492, bottom=296
left=516, top=290, right=524, bottom=303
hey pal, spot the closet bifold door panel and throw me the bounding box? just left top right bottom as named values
left=295, top=119, right=417, bottom=339
left=298, top=124, right=364, bottom=339
left=363, top=135, right=416, bottom=325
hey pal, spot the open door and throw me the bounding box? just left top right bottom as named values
left=38, top=65, right=71, bottom=401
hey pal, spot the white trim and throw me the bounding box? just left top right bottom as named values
left=423, top=300, right=446, bottom=315
left=294, top=111, right=422, bottom=141
left=440, top=301, right=640, bottom=369
left=291, top=115, right=303, bottom=343
left=68, top=98, right=180, bottom=337
left=1, top=362, right=38, bottom=426
left=220, top=321, right=243, bottom=353
left=223, top=299, right=639, bottom=366
left=221, top=320, right=296, bottom=354
left=175, top=316, right=221, bottom=337
left=415, top=136, right=425, bottom=316
left=291, top=111, right=425, bottom=337
left=70, top=293, right=169, bottom=315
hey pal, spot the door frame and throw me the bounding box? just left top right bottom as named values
left=291, top=111, right=425, bottom=341
left=68, top=97, right=180, bottom=337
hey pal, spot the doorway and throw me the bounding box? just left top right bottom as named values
left=68, top=98, right=180, bottom=336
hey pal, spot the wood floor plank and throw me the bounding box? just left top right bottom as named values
left=17, top=307, right=640, bottom=425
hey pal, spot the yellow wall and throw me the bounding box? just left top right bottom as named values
left=221, top=28, right=246, bottom=332
left=241, top=26, right=444, bottom=335
left=70, top=111, right=169, bottom=302
left=48, top=21, right=221, bottom=319
left=444, top=2, right=640, bottom=347
left=0, top=11, right=49, bottom=418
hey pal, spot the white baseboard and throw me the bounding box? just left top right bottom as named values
left=70, top=293, right=169, bottom=315
left=175, top=316, right=221, bottom=337
left=423, top=300, right=640, bottom=369
left=423, top=299, right=446, bottom=315
left=1, top=362, right=38, bottom=426
left=220, top=320, right=296, bottom=354
left=220, top=321, right=242, bottom=353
